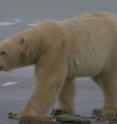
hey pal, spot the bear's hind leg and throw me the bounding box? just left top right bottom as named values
left=93, top=68, right=117, bottom=119
left=59, top=79, right=75, bottom=114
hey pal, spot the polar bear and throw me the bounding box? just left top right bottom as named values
left=0, top=12, right=117, bottom=121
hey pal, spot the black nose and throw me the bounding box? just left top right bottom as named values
left=0, top=66, right=3, bottom=70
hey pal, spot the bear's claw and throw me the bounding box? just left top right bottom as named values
left=8, top=112, right=21, bottom=119
left=50, top=109, right=68, bottom=117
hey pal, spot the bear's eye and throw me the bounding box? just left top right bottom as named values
left=19, top=38, right=25, bottom=45
left=0, top=51, right=6, bottom=55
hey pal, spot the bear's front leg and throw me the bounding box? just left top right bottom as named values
left=18, top=55, right=67, bottom=123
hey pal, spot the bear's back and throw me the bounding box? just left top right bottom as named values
left=61, top=12, right=117, bottom=77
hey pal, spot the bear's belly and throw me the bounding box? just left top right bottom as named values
left=68, top=58, right=105, bottom=78
left=67, top=43, right=111, bottom=78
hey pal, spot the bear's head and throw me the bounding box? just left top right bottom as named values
left=0, top=28, right=41, bottom=71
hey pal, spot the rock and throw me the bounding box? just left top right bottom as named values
left=18, top=115, right=61, bottom=124
left=55, top=114, right=91, bottom=124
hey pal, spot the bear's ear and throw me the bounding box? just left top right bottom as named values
left=19, top=38, right=25, bottom=45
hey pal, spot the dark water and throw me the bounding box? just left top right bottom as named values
left=0, top=0, right=117, bottom=39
